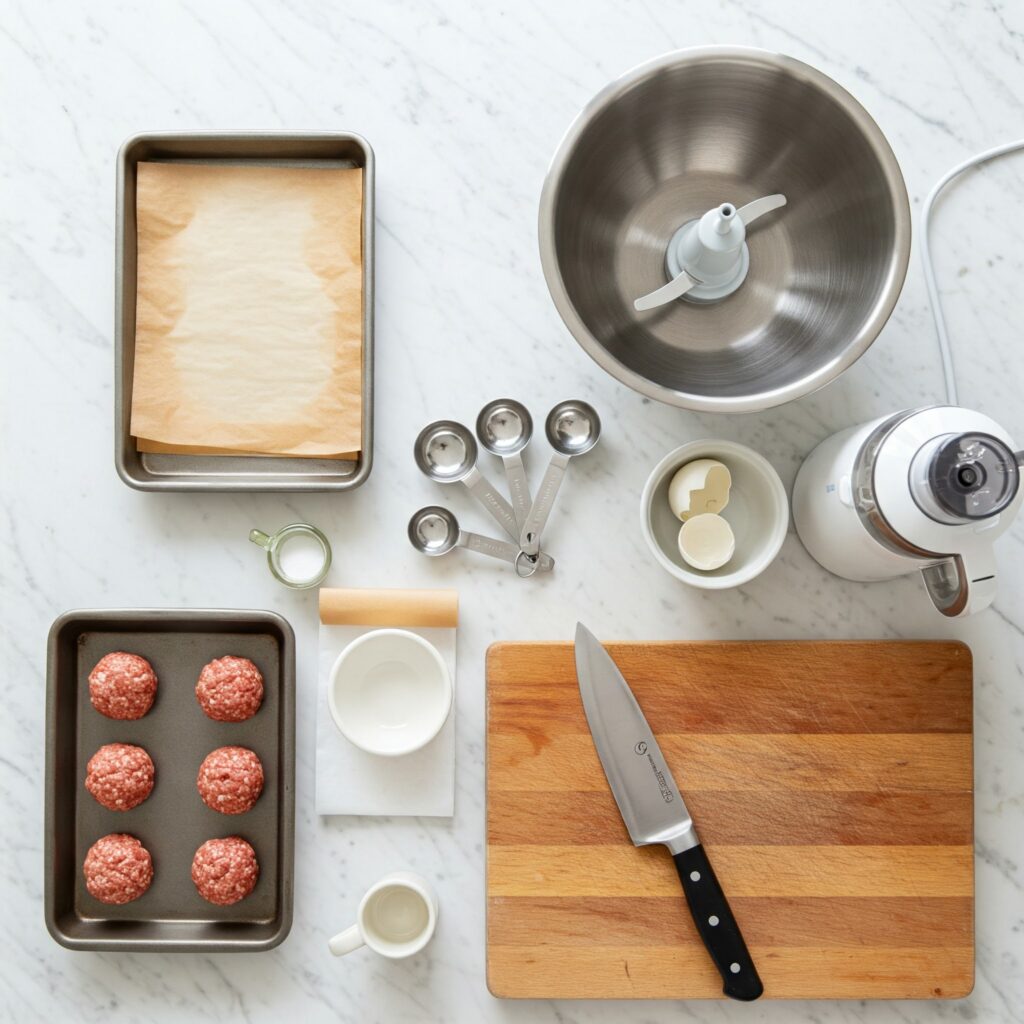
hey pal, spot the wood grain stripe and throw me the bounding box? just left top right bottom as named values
left=488, top=733, right=972, bottom=792
left=486, top=945, right=974, bottom=1000
left=487, top=789, right=974, bottom=846
left=486, top=641, right=972, bottom=734
left=488, top=896, right=973, bottom=948
left=488, top=845, right=973, bottom=898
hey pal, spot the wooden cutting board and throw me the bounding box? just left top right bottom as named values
left=486, top=641, right=974, bottom=1000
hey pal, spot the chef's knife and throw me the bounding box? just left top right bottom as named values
left=574, top=623, right=764, bottom=1001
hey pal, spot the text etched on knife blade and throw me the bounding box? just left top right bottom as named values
left=636, top=743, right=674, bottom=803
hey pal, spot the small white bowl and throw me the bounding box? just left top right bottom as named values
left=641, top=440, right=788, bottom=589
left=329, top=629, right=452, bottom=757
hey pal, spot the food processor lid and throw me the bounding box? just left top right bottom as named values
left=918, top=432, right=1020, bottom=522
left=869, top=406, right=1023, bottom=556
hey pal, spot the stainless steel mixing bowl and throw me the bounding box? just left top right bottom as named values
left=538, top=47, right=911, bottom=412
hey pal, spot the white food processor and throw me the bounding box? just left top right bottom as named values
left=793, top=137, right=1024, bottom=618
left=793, top=407, right=1022, bottom=616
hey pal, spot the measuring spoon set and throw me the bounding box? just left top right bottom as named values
left=409, top=399, right=601, bottom=576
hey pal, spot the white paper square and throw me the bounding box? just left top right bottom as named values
left=315, top=624, right=455, bottom=817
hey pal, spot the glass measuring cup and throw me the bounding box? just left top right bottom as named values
left=249, top=523, right=332, bottom=589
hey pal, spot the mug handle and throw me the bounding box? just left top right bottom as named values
left=328, top=924, right=364, bottom=957
left=249, top=528, right=273, bottom=550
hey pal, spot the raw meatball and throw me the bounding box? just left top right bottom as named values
left=197, top=746, right=264, bottom=815
left=191, top=836, right=259, bottom=905
left=88, top=652, right=158, bottom=720
left=85, top=743, right=155, bottom=811
left=83, top=833, right=153, bottom=905
left=195, top=656, right=264, bottom=722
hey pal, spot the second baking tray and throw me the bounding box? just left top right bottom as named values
left=115, top=131, right=374, bottom=491
left=45, top=609, right=295, bottom=952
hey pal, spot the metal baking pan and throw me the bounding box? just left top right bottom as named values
left=115, top=131, right=374, bottom=491
left=45, top=608, right=295, bottom=952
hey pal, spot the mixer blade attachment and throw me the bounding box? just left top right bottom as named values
left=633, top=194, right=787, bottom=310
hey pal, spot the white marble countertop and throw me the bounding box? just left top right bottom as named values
left=3, top=1, right=1023, bottom=1020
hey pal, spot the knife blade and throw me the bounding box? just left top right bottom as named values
left=574, top=622, right=764, bottom=1001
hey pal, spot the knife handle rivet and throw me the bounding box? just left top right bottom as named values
left=708, top=915, right=719, bottom=927
left=730, top=963, right=741, bottom=974
left=689, top=870, right=701, bottom=881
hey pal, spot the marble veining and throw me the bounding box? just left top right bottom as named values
left=2, top=0, right=1023, bottom=1021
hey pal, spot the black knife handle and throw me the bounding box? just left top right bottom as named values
left=673, top=844, right=763, bottom=1001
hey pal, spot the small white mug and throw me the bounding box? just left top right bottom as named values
left=328, top=871, right=438, bottom=959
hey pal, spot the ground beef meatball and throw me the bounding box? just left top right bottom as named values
left=195, top=656, right=264, bottom=722
left=196, top=746, right=264, bottom=815
left=83, top=833, right=153, bottom=905
left=191, top=836, right=259, bottom=905
left=85, top=743, right=155, bottom=811
left=88, top=652, right=158, bottom=720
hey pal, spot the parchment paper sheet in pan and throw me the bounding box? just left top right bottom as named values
left=130, top=162, right=363, bottom=457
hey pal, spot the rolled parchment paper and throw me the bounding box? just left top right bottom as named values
left=319, top=588, right=459, bottom=628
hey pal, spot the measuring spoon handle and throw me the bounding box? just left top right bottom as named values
left=502, top=452, right=532, bottom=534
left=461, top=467, right=519, bottom=541
left=459, top=530, right=555, bottom=572
left=519, top=453, right=569, bottom=556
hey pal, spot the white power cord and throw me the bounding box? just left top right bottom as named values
left=920, top=139, right=1024, bottom=405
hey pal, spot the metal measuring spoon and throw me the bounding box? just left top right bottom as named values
left=414, top=420, right=519, bottom=541
left=520, top=400, right=602, bottom=556
left=476, top=399, right=534, bottom=534
left=408, top=506, right=555, bottom=577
